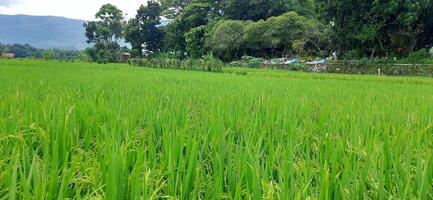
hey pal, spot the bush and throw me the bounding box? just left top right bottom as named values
left=266, top=63, right=307, bottom=71
left=154, top=51, right=183, bottom=59
left=229, top=56, right=265, bottom=68
left=325, top=64, right=433, bottom=77
left=85, top=42, right=122, bottom=64
left=406, top=48, right=430, bottom=62
left=430, top=47, right=433, bottom=58
left=342, top=50, right=364, bottom=60
left=129, top=57, right=224, bottom=72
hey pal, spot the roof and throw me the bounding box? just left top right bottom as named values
left=1, top=53, right=16, bottom=57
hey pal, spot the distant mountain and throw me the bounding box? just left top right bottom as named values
left=0, top=14, right=89, bottom=50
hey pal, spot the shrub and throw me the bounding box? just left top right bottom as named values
left=406, top=48, right=430, bottom=62
left=129, top=57, right=224, bottom=72
left=325, top=64, right=433, bottom=77
left=155, top=51, right=183, bottom=59
left=229, top=56, right=265, bottom=68
left=342, top=50, right=364, bottom=60
left=430, top=47, right=433, bottom=58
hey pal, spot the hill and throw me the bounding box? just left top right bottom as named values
left=0, top=14, right=89, bottom=50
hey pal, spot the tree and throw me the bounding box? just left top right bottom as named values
left=42, top=50, right=55, bottom=60
left=243, top=20, right=273, bottom=56
left=286, top=0, right=317, bottom=19
left=376, top=0, right=433, bottom=56
left=182, top=1, right=212, bottom=28
left=162, top=0, right=213, bottom=54
left=266, top=12, right=315, bottom=55
left=6, top=44, right=42, bottom=58
left=125, top=1, right=164, bottom=57
left=208, top=11, right=319, bottom=60
left=162, top=19, right=188, bottom=53
left=222, top=0, right=290, bottom=21
left=160, top=0, right=191, bottom=19
left=84, top=42, right=121, bottom=64
left=209, top=20, right=245, bottom=61
left=318, top=0, right=433, bottom=58
left=83, top=4, right=125, bottom=63
left=185, top=25, right=207, bottom=58
left=86, top=4, right=124, bottom=43
left=160, top=0, right=221, bottom=19
left=160, top=0, right=319, bottom=56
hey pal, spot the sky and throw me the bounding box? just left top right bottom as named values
left=0, top=0, right=149, bottom=20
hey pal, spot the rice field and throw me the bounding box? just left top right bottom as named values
left=0, top=59, right=432, bottom=199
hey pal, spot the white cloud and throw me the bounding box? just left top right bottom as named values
left=0, top=0, right=20, bottom=7
left=0, top=0, right=148, bottom=20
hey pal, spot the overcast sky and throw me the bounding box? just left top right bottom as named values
left=0, top=0, right=149, bottom=20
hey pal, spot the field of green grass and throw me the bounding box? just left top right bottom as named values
left=0, top=59, right=432, bottom=199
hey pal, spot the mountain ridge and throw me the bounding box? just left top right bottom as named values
left=0, top=14, right=90, bottom=50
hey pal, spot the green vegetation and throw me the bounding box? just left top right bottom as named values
left=129, top=56, right=223, bottom=72
left=125, top=1, right=164, bottom=57
left=80, top=0, right=433, bottom=63
left=83, top=4, right=127, bottom=63
left=209, top=12, right=321, bottom=61
left=2, top=1, right=433, bottom=64
left=320, top=0, right=433, bottom=58
left=0, top=43, right=84, bottom=61
left=1, top=60, right=432, bottom=199
left=129, top=55, right=433, bottom=77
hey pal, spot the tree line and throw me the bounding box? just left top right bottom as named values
left=0, top=43, right=87, bottom=60
left=83, top=0, right=433, bottom=63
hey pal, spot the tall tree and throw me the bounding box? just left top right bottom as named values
left=209, top=20, right=245, bottom=61
left=222, top=0, right=289, bottom=21
left=162, top=0, right=213, bottom=53
left=318, top=0, right=433, bottom=57
left=185, top=25, right=207, bottom=58
left=84, top=4, right=124, bottom=44
left=125, top=1, right=164, bottom=57
left=287, top=0, right=317, bottom=19
left=160, top=0, right=191, bottom=19
left=83, top=4, right=125, bottom=63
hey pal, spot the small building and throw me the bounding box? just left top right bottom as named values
left=120, top=53, right=130, bottom=63
left=1, top=53, right=16, bottom=59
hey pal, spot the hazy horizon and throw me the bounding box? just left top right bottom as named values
left=0, top=0, right=150, bottom=20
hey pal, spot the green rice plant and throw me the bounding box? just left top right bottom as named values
left=0, top=59, right=432, bottom=199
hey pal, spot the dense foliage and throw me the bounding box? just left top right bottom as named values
left=209, top=12, right=322, bottom=61
left=83, top=4, right=127, bottom=63
left=83, top=0, right=433, bottom=63
left=318, top=0, right=433, bottom=58
left=129, top=56, right=223, bottom=72
left=125, top=2, right=164, bottom=57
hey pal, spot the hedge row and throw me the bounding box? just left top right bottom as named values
left=324, top=63, right=433, bottom=77
left=129, top=58, right=433, bottom=77
left=261, top=63, right=433, bottom=77
left=129, top=58, right=224, bottom=72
